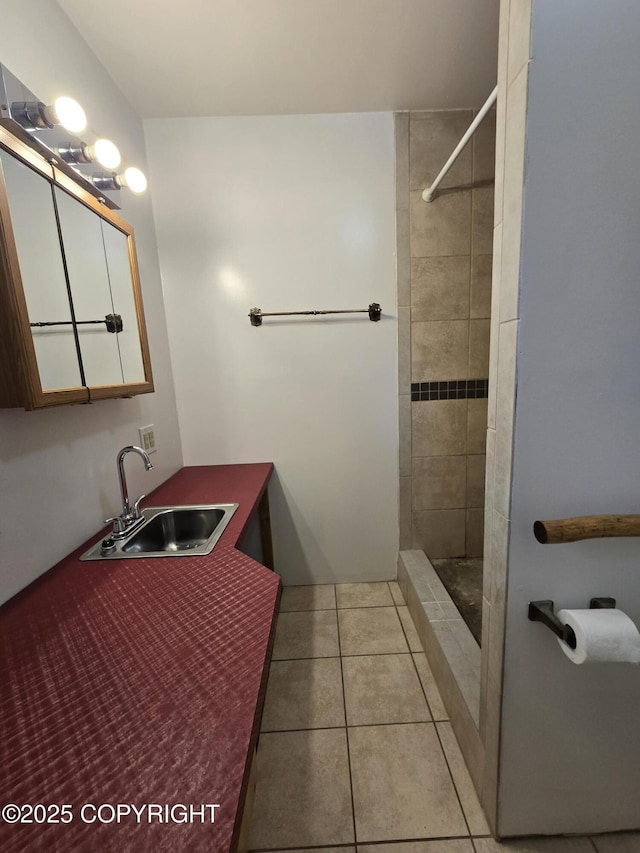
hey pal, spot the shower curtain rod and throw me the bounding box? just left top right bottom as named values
left=422, top=85, right=498, bottom=203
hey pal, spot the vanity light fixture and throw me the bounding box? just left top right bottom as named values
left=58, top=138, right=121, bottom=170
left=93, top=166, right=148, bottom=195
left=11, top=96, right=87, bottom=133
left=2, top=65, right=147, bottom=198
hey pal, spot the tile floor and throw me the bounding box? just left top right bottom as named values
left=247, top=581, right=640, bottom=853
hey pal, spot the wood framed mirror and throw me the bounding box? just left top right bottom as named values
left=0, top=121, right=153, bottom=410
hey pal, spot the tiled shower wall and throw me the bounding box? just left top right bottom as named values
left=397, top=110, right=495, bottom=557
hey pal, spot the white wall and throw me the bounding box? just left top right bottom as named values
left=499, top=0, right=640, bottom=835
left=0, top=0, right=183, bottom=605
left=145, top=114, right=398, bottom=584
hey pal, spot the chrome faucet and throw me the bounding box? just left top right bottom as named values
left=106, top=445, right=154, bottom=538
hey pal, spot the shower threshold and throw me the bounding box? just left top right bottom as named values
left=431, top=558, right=483, bottom=645
left=397, top=550, right=481, bottom=728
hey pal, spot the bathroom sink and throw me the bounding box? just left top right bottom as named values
left=80, top=504, right=239, bottom=561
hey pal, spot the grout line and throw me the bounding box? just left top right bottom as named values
left=250, top=834, right=492, bottom=853
left=390, top=584, right=438, bottom=721
left=335, top=593, right=359, bottom=848
left=261, top=719, right=438, bottom=735
left=279, top=606, right=337, bottom=613
left=433, top=720, right=474, bottom=838
left=269, top=655, right=342, bottom=662
left=272, top=651, right=413, bottom=662
left=281, top=603, right=396, bottom=613
left=347, top=721, right=435, bottom=731
left=410, top=652, right=449, bottom=723
left=260, top=725, right=346, bottom=735
left=409, top=652, right=436, bottom=720
left=354, top=836, right=478, bottom=848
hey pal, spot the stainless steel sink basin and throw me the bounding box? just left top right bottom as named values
left=80, top=504, right=239, bottom=561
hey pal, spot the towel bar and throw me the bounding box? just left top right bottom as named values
left=249, top=303, right=381, bottom=326
left=533, top=515, right=640, bottom=544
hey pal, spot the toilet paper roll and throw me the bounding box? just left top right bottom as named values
left=557, top=608, right=640, bottom=664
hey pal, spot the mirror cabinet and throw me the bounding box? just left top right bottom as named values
left=0, top=123, right=153, bottom=409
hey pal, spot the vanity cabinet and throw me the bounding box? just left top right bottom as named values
left=0, top=123, right=153, bottom=409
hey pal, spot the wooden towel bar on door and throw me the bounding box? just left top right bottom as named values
left=533, top=515, right=640, bottom=544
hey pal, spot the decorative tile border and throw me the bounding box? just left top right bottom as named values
left=411, top=379, right=489, bottom=402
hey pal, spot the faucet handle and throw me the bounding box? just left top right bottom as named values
left=132, top=494, right=147, bottom=519
left=105, top=515, right=126, bottom=535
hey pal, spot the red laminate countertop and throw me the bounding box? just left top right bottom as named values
left=0, top=463, right=281, bottom=853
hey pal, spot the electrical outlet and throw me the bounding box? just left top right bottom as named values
left=138, top=424, right=157, bottom=454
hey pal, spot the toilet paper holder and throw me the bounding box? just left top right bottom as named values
left=528, top=597, right=616, bottom=649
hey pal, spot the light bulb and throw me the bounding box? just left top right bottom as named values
left=12, top=97, right=87, bottom=132
left=92, top=166, right=148, bottom=194
left=87, top=138, right=121, bottom=169
left=50, top=97, right=87, bottom=133
left=121, top=166, right=147, bottom=194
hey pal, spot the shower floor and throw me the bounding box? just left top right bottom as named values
left=431, top=557, right=483, bottom=645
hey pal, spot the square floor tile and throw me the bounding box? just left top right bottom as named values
left=348, top=723, right=467, bottom=841
left=280, top=584, right=336, bottom=611
left=249, top=729, right=354, bottom=849
left=398, top=605, right=423, bottom=652
left=272, top=610, right=339, bottom=659
left=338, top=607, right=409, bottom=656
left=413, top=653, right=449, bottom=721
left=343, top=654, right=431, bottom=725
left=389, top=581, right=406, bottom=605
left=336, top=582, right=394, bottom=608
left=592, top=836, right=640, bottom=853
left=436, top=722, right=489, bottom=835
left=359, top=842, right=474, bottom=853
left=474, top=839, right=595, bottom=852
left=261, top=657, right=345, bottom=731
